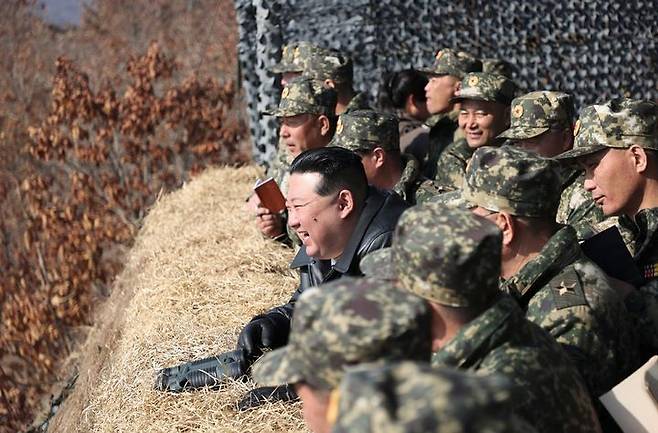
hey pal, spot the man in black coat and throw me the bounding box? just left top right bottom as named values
left=237, top=147, right=409, bottom=407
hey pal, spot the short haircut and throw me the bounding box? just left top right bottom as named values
left=379, top=69, right=428, bottom=110
left=289, top=147, right=368, bottom=204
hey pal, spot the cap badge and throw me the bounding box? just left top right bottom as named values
left=435, top=50, right=444, bottom=60
left=512, top=104, right=524, bottom=118
left=281, top=87, right=290, bottom=99
left=467, top=76, right=480, bottom=87
left=573, top=119, right=581, bottom=137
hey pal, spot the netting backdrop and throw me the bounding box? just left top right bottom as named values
left=236, top=0, right=658, bottom=165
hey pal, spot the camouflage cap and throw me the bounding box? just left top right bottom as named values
left=263, top=76, right=337, bottom=118
left=420, top=48, right=482, bottom=79
left=329, top=109, right=400, bottom=152
left=251, top=277, right=432, bottom=390
left=302, top=47, right=354, bottom=84
left=482, top=58, right=516, bottom=78
left=360, top=248, right=394, bottom=280
left=331, top=361, right=528, bottom=433
left=451, top=72, right=517, bottom=105
left=388, top=204, right=502, bottom=307
left=556, top=98, right=658, bottom=160
left=271, top=42, right=353, bottom=83
left=498, top=91, right=575, bottom=140
left=270, top=42, right=307, bottom=74
left=461, top=145, right=562, bottom=217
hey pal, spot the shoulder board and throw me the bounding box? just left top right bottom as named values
left=549, top=267, right=587, bottom=310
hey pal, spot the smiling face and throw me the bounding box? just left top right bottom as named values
left=459, top=100, right=510, bottom=149
left=580, top=148, right=646, bottom=217
left=286, top=172, right=346, bottom=259
left=280, top=114, right=328, bottom=158
left=424, top=74, right=460, bottom=114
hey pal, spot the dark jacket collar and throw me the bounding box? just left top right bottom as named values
left=290, top=187, right=387, bottom=273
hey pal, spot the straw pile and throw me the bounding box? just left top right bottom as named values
left=48, top=166, right=306, bottom=433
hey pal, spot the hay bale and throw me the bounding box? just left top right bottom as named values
left=50, top=166, right=306, bottom=433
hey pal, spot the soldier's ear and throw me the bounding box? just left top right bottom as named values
left=323, top=79, right=336, bottom=89
left=318, top=115, right=331, bottom=136
left=496, top=212, right=515, bottom=246
left=372, top=147, right=386, bottom=167
left=629, top=145, right=649, bottom=173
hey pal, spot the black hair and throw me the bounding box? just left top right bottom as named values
left=289, top=147, right=368, bottom=204
left=378, top=69, right=428, bottom=110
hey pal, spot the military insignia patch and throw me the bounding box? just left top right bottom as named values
left=573, top=119, right=581, bottom=137
left=282, top=87, right=290, bottom=99
left=467, top=76, right=480, bottom=87
left=336, top=117, right=344, bottom=134
left=512, top=105, right=524, bottom=118
left=550, top=268, right=587, bottom=310
left=293, top=47, right=301, bottom=59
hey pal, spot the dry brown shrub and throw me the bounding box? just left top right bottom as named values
left=47, top=166, right=305, bottom=433
left=0, top=1, right=246, bottom=430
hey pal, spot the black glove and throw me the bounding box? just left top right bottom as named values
left=236, top=385, right=298, bottom=411
left=237, top=314, right=290, bottom=362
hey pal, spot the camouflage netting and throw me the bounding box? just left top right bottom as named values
left=236, top=0, right=658, bottom=164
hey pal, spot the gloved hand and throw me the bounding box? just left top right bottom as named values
left=236, top=385, right=298, bottom=411
left=237, top=314, right=289, bottom=362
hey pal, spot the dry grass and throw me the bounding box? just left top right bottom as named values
left=49, top=166, right=306, bottom=433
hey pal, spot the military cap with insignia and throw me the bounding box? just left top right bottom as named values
left=419, top=48, right=482, bottom=79
left=498, top=91, right=575, bottom=140
left=557, top=98, right=658, bottom=160
left=329, top=109, right=400, bottom=153
left=450, top=72, right=518, bottom=106
left=263, top=76, right=337, bottom=118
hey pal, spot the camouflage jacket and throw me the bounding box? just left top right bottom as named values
left=432, top=294, right=601, bottom=433
left=556, top=168, right=605, bottom=240
left=500, top=225, right=636, bottom=398
left=393, top=154, right=440, bottom=205
left=617, top=207, right=658, bottom=360
left=422, top=109, right=460, bottom=179
left=432, top=138, right=473, bottom=192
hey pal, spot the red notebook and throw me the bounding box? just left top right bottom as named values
left=253, top=178, right=286, bottom=213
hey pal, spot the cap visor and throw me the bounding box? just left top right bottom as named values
left=252, top=347, right=305, bottom=387
left=555, top=144, right=608, bottom=160
left=497, top=126, right=549, bottom=140
left=430, top=189, right=476, bottom=210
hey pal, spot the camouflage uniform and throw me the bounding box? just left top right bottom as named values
left=252, top=276, right=432, bottom=390
left=433, top=72, right=517, bottom=192
left=332, top=361, right=537, bottom=433
left=329, top=109, right=430, bottom=205
left=451, top=145, right=636, bottom=399
left=558, top=98, right=658, bottom=361
left=418, top=49, right=481, bottom=180
left=497, top=90, right=604, bottom=237
left=372, top=203, right=601, bottom=433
